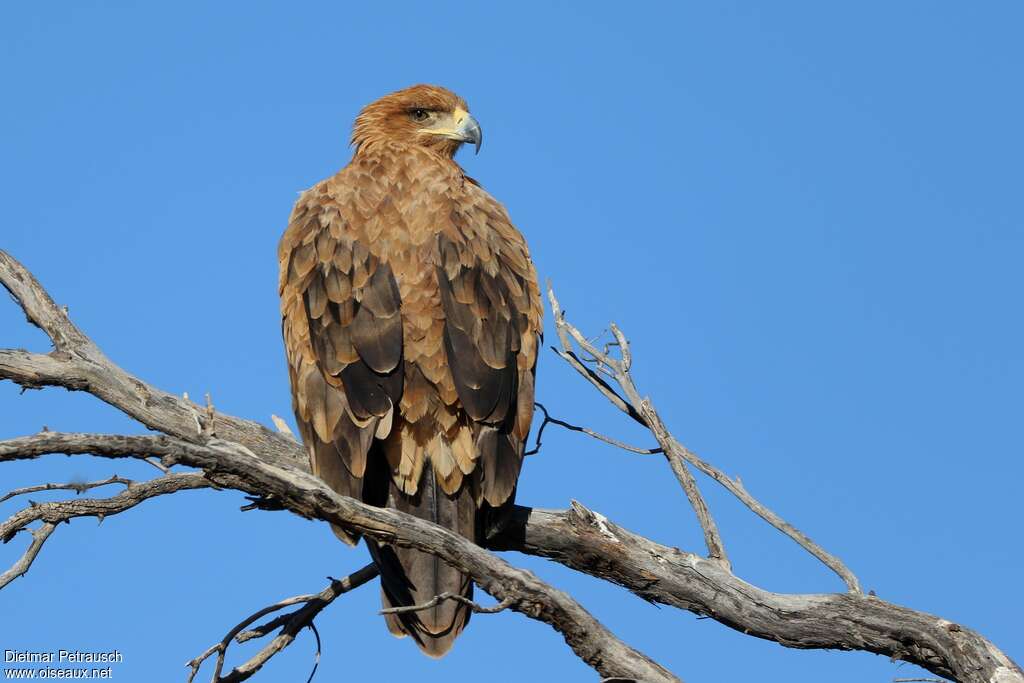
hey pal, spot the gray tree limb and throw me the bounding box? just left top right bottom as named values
left=488, top=505, right=1021, bottom=683
left=187, top=564, right=380, bottom=683
left=0, top=430, right=678, bottom=683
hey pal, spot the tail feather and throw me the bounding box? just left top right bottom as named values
left=367, top=465, right=478, bottom=658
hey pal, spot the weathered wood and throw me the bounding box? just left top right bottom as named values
left=490, top=505, right=1021, bottom=683
left=0, top=431, right=679, bottom=683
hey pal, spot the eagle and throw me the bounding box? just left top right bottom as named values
left=278, top=84, right=542, bottom=657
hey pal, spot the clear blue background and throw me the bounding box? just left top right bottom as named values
left=2, top=2, right=1021, bottom=681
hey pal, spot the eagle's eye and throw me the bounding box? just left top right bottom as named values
left=410, top=108, right=430, bottom=122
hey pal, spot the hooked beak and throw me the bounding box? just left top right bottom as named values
left=453, top=108, right=483, bottom=155
left=423, top=107, right=483, bottom=154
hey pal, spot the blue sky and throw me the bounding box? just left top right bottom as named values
left=2, top=2, right=1021, bottom=681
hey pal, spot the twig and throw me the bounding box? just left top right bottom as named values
left=0, top=523, right=56, bottom=589
left=547, top=282, right=863, bottom=589
left=186, top=564, right=377, bottom=683
left=0, top=474, right=134, bottom=503
left=648, top=404, right=862, bottom=593
left=0, top=432, right=247, bottom=493
left=380, top=592, right=515, bottom=616
left=187, top=593, right=319, bottom=683
left=0, top=472, right=210, bottom=546
left=302, top=622, right=321, bottom=683
left=525, top=402, right=662, bottom=456
left=144, top=457, right=171, bottom=474
left=547, top=283, right=730, bottom=568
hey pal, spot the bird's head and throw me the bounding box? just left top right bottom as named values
left=351, top=84, right=482, bottom=158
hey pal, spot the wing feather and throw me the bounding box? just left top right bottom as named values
left=281, top=187, right=405, bottom=519
left=281, top=142, right=542, bottom=658
left=435, top=223, right=539, bottom=508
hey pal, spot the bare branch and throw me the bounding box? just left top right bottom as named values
left=0, top=471, right=211, bottom=545
left=526, top=402, right=662, bottom=456
left=187, top=564, right=378, bottom=683
left=547, top=282, right=862, bottom=589
left=144, top=457, right=172, bottom=474
left=0, top=523, right=56, bottom=589
left=0, top=474, right=134, bottom=503
left=0, top=250, right=305, bottom=471
left=647, top=415, right=729, bottom=569
left=380, top=592, right=514, bottom=616
left=0, top=431, right=678, bottom=683
left=488, top=504, right=1022, bottom=683
left=547, top=283, right=729, bottom=567
left=644, top=403, right=862, bottom=593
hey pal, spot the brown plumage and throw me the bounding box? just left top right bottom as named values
left=279, top=84, right=542, bottom=657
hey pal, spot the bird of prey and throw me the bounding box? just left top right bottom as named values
left=278, top=84, right=542, bottom=657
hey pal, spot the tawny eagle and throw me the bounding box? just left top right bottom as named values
left=279, top=84, right=542, bottom=657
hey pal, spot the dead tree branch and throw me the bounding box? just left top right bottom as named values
left=2, top=250, right=1021, bottom=683
left=187, top=564, right=379, bottom=683
left=0, top=522, right=56, bottom=590
left=380, top=592, right=515, bottom=616
left=487, top=504, right=1020, bottom=683
left=525, top=402, right=662, bottom=456
left=0, top=471, right=210, bottom=544
left=0, top=251, right=303, bottom=470
left=545, top=284, right=730, bottom=569
left=0, top=474, right=134, bottom=503
left=546, top=283, right=864, bottom=591
left=0, top=430, right=677, bottom=683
